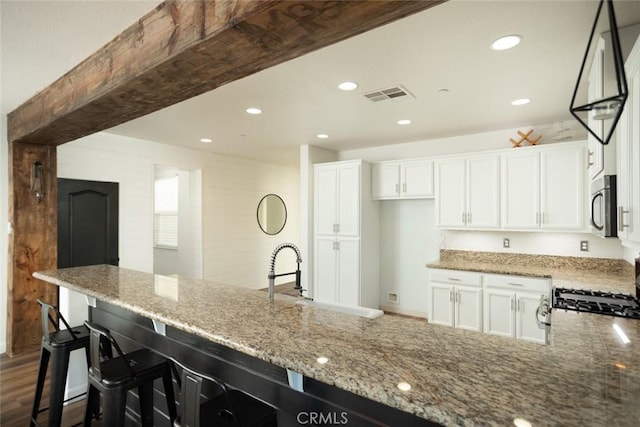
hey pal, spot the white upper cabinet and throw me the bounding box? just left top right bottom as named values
left=587, top=37, right=605, bottom=180
left=314, top=162, right=360, bottom=237
left=618, top=35, right=640, bottom=245
left=371, top=159, right=433, bottom=200
left=501, top=142, right=586, bottom=231
left=436, top=158, right=466, bottom=228
left=540, top=145, right=586, bottom=230
left=436, top=155, right=500, bottom=229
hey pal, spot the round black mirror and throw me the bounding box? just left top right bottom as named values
left=257, top=194, right=287, bottom=235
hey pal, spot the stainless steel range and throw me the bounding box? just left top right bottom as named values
left=552, top=287, right=640, bottom=319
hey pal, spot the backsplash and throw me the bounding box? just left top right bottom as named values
left=439, top=249, right=634, bottom=275
left=441, top=230, right=625, bottom=260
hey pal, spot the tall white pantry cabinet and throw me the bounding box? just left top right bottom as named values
left=313, top=160, right=380, bottom=309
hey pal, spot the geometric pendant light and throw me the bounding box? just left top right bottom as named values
left=570, top=0, right=628, bottom=145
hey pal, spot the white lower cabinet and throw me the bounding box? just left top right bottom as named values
left=315, top=236, right=360, bottom=306
left=483, top=273, right=551, bottom=344
left=428, top=269, right=550, bottom=343
left=428, top=269, right=482, bottom=332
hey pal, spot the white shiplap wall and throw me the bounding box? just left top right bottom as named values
left=58, top=132, right=299, bottom=289
left=202, top=155, right=299, bottom=289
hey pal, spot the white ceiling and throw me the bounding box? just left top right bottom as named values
left=3, top=0, right=640, bottom=167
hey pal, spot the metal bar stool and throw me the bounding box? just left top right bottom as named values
left=31, top=299, right=91, bottom=427
left=170, top=358, right=277, bottom=427
left=83, top=321, right=177, bottom=426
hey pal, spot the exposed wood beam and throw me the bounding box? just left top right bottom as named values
left=7, top=0, right=445, bottom=146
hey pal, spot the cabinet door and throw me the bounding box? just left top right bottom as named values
left=314, top=237, right=337, bottom=303
left=627, top=52, right=640, bottom=243
left=337, top=238, right=360, bottom=306
left=540, top=146, right=585, bottom=230
left=467, top=156, right=500, bottom=229
left=483, top=288, right=515, bottom=338
left=501, top=152, right=539, bottom=229
left=455, top=285, right=482, bottom=332
left=617, top=99, right=630, bottom=239
left=516, top=292, right=547, bottom=344
left=587, top=37, right=605, bottom=180
left=372, top=163, right=400, bottom=199
left=429, top=283, right=455, bottom=327
left=402, top=160, right=433, bottom=198
left=337, top=164, right=360, bottom=237
left=436, top=159, right=466, bottom=228
left=315, top=167, right=337, bottom=236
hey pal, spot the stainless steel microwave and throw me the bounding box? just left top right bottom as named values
left=590, top=175, right=617, bottom=237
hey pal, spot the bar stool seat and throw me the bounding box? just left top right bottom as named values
left=31, top=299, right=91, bottom=427
left=83, top=321, right=177, bottom=427
left=171, top=358, right=277, bottom=427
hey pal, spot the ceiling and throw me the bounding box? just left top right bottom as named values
left=3, top=0, right=640, bottom=167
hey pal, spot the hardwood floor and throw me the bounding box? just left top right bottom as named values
left=0, top=351, right=91, bottom=427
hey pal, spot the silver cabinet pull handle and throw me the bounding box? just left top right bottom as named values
left=587, top=150, right=594, bottom=168
left=403, top=183, right=407, bottom=193
left=511, top=298, right=514, bottom=311
left=448, top=278, right=461, bottom=281
left=456, top=291, right=459, bottom=303
left=618, top=206, right=629, bottom=231
left=450, top=290, right=453, bottom=302
left=395, top=183, right=400, bottom=194
left=508, top=283, right=523, bottom=287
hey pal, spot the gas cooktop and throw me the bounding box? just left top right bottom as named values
left=552, top=287, right=640, bottom=319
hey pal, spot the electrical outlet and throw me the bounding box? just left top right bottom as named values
left=387, top=292, right=399, bottom=304
left=503, top=238, right=510, bottom=248
left=580, top=240, right=589, bottom=252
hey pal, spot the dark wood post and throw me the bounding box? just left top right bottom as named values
left=7, top=143, right=57, bottom=355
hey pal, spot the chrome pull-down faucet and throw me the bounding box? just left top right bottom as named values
left=268, top=243, right=303, bottom=303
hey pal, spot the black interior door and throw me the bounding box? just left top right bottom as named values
left=58, top=178, right=119, bottom=268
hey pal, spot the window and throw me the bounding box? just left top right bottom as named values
left=154, top=176, right=179, bottom=248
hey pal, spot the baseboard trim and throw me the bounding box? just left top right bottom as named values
left=380, top=305, right=428, bottom=320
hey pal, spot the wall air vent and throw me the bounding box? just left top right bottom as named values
left=364, top=85, right=415, bottom=103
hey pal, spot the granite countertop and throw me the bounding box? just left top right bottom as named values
left=34, top=264, right=640, bottom=426
left=427, top=250, right=636, bottom=294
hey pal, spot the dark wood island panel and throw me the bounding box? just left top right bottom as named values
left=90, top=300, right=437, bottom=427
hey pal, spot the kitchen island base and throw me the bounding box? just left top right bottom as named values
left=90, top=300, right=438, bottom=427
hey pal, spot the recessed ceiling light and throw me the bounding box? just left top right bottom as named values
left=511, top=98, right=531, bottom=106
left=338, top=81, right=358, bottom=91
left=437, top=88, right=450, bottom=94
left=397, top=119, right=412, bottom=125
left=200, top=138, right=212, bottom=143
left=317, top=134, right=329, bottom=139
left=491, top=35, right=522, bottom=51
left=246, top=107, right=262, bottom=115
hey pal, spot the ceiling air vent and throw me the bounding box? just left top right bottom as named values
left=364, top=85, right=414, bottom=103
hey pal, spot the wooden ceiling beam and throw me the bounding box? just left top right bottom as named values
left=7, top=0, right=445, bottom=146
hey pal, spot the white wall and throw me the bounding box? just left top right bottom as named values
left=202, top=154, right=300, bottom=289
left=378, top=200, right=438, bottom=317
